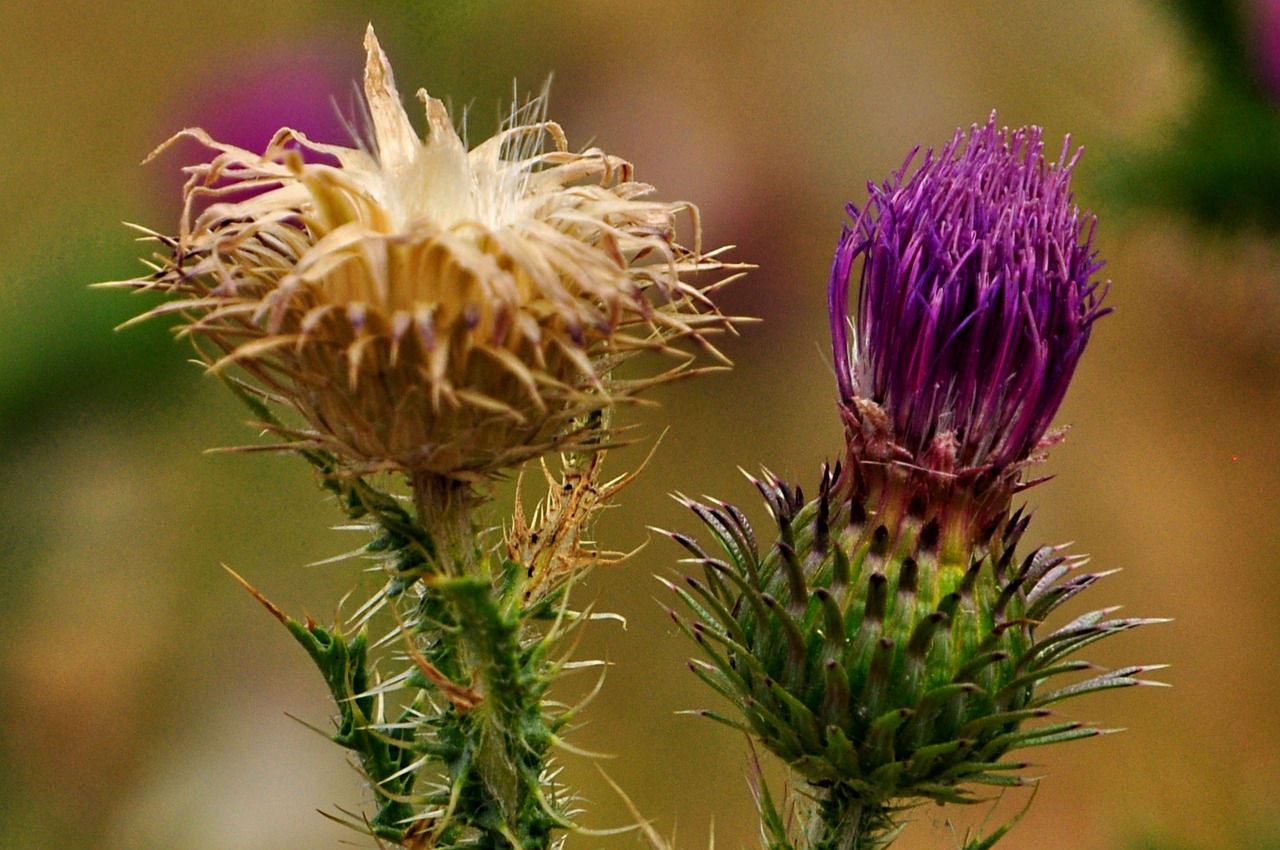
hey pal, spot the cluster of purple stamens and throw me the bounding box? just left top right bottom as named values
left=829, top=115, right=1110, bottom=473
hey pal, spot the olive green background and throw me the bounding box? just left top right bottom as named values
left=1, top=2, right=1276, bottom=849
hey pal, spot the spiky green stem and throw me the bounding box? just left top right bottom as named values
left=241, top=445, right=575, bottom=850
left=218, top=386, right=582, bottom=850
left=399, top=473, right=563, bottom=850
left=428, top=575, right=561, bottom=850
left=807, top=785, right=899, bottom=850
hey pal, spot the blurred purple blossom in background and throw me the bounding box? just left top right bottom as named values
left=153, top=40, right=357, bottom=211
left=1251, top=0, right=1280, bottom=99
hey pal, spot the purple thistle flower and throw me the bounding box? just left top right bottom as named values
left=830, top=114, right=1110, bottom=477
left=670, top=117, right=1158, bottom=846
left=1253, top=0, right=1280, bottom=102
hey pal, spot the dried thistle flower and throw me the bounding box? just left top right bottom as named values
left=506, top=436, right=657, bottom=608
left=116, top=26, right=736, bottom=482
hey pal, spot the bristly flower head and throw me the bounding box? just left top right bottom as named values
left=830, top=114, right=1110, bottom=485
left=671, top=119, right=1160, bottom=849
left=114, top=26, right=737, bottom=481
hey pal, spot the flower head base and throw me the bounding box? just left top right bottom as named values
left=118, top=27, right=735, bottom=481
left=830, top=116, right=1109, bottom=483
left=669, top=468, right=1165, bottom=832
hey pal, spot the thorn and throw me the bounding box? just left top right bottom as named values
left=594, top=765, right=669, bottom=849
left=223, top=564, right=289, bottom=626
left=388, top=604, right=483, bottom=713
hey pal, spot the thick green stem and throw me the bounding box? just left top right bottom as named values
left=806, top=784, right=899, bottom=850
left=410, top=471, right=479, bottom=576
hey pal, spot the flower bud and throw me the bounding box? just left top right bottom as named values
left=670, top=118, right=1161, bottom=831
left=830, top=115, right=1110, bottom=557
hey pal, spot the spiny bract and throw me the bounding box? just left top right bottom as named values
left=667, top=465, right=1163, bottom=808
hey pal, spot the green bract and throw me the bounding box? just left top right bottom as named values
left=669, top=466, right=1160, bottom=816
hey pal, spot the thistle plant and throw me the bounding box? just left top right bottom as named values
left=667, top=116, right=1164, bottom=850
left=105, top=26, right=739, bottom=850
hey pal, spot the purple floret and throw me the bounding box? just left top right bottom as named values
left=830, top=115, right=1110, bottom=472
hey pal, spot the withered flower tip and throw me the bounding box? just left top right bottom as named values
left=829, top=114, right=1110, bottom=482
left=114, top=26, right=738, bottom=481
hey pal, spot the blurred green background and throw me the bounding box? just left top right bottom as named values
left=2, top=1, right=1278, bottom=848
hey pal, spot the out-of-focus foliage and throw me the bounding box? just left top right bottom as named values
left=0, top=244, right=182, bottom=450
left=1129, top=831, right=1280, bottom=850
left=1112, top=0, right=1280, bottom=229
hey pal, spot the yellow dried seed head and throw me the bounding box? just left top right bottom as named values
left=507, top=447, right=648, bottom=607
left=121, top=26, right=738, bottom=480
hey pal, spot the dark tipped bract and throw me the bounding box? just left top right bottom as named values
left=667, top=468, right=1162, bottom=813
